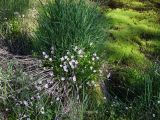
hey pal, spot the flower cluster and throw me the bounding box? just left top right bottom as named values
left=41, top=45, right=101, bottom=86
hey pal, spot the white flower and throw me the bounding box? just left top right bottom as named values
left=56, top=97, right=60, bottom=101
left=90, top=66, right=93, bottom=70
left=38, top=80, right=42, bottom=84
left=63, top=65, right=68, bottom=72
left=22, top=14, right=25, bottom=18
left=61, top=77, right=65, bottom=81
left=43, top=67, right=46, bottom=70
left=31, top=97, right=34, bottom=100
left=67, top=57, right=70, bottom=61
left=94, top=84, right=98, bottom=87
left=91, top=81, right=95, bottom=85
left=51, top=50, right=54, bottom=54
left=71, top=56, right=74, bottom=59
left=96, top=56, right=100, bottom=60
left=67, top=51, right=70, bottom=55
left=93, top=53, right=97, bottom=57
left=99, top=70, right=103, bottom=74
left=75, top=60, right=78, bottom=65
left=125, top=107, right=129, bottom=110
left=23, top=101, right=29, bottom=107
left=14, top=11, right=19, bottom=15
left=60, top=57, right=65, bottom=61
left=49, top=58, right=52, bottom=61
left=90, top=42, right=93, bottom=46
left=107, top=73, right=111, bottom=79
left=158, top=101, right=160, bottom=104
left=103, top=97, right=106, bottom=100
left=44, top=84, right=49, bottom=89
left=92, top=57, right=95, bottom=61
left=64, top=56, right=68, bottom=59
left=42, top=52, right=46, bottom=56
left=153, top=114, right=156, bottom=117
left=73, top=75, right=76, bottom=82
left=78, top=49, right=83, bottom=55
left=44, top=55, right=49, bottom=59
left=74, top=46, right=78, bottom=51
left=40, top=107, right=45, bottom=114
left=60, top=64, right=63, bottom=67
left=93, top=70, right=96, bottom=73
left=51, top=46, right=54, bottom=50
left=37, top=95, right=41, bottom=99
left=49, top=71, right=54, bottom=76
left=5, top=108, right=9, bottom=111
left=86, top=81, right=90, bottom=85
left=69, top=59, right=78, bottom=69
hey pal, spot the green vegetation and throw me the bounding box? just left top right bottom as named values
left=0, top=0, right=160, bottom=119
left=34, top=0, right=105, bottom=56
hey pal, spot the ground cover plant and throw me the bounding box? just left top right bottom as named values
left=0, top=0, right=160, bottom=120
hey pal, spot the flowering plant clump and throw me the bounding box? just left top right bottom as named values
left=41, top=43, right=103, bottom=99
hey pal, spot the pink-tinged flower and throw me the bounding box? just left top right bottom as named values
left=69, top=59, right=78, bottom=69
left=49, top=71, right=54, bottom=76
left=73, top=75, right=76, bottom=82
left=63, top=65, right=68, bottom=72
